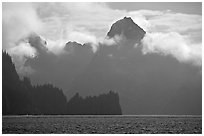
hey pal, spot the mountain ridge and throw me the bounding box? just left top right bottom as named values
left=16, top=17, right=202, bottom=115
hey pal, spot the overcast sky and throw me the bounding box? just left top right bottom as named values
left=108, top=2, right=202, bottom=15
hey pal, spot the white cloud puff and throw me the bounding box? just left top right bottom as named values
left=3, top=3, right=43, bottom=49
left=7, top=42, right=37, bottom=75
left=142, top=32, right=202, bottom=66
left=130, top=9, right=201, bottom=67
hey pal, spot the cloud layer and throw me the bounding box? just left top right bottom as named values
left=3, top=3, right=42, bottom=49
left=142, top=32, right=201, bottom=66
left=2, top=2, right=202, bottom=75
left=7, top=42, right=37, bottom=76
left=130, top=10, right=202, bottom=67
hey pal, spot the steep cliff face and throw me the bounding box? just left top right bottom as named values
left=66, top=91, right=122, bottom=115
left=107, top=17, right=146, bottom=41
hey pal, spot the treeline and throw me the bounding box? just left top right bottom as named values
left=2, top=51, right=122, bottom=115
left=67, top=91, right=122, bottom=115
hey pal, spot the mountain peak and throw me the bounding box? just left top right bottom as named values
left=107, top=17, right=146, bottom=41
left=123, top=16, right=132, bottom=20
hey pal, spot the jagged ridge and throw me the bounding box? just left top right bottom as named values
left=107, top=17, right=146, bottom=41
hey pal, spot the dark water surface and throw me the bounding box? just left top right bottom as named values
left=2, top=115, right=202, bottom=134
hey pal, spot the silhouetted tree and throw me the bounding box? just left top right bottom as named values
left=31, top=84, right=67, bottom=114
left=66, top=91, right=122, bottom=115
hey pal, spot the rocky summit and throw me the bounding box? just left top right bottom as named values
left=107, top=17, right=146, bottom=41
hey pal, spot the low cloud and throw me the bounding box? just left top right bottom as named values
left=7, top=42, right=37, bottom=75
left=3, top=3, right=43, bottom=49
left=3, top=3, right=43, bottom=75
left=130, top=9, right=201, bottom=67
left=2, top=2, right=202, bottom=75
left=100, top=35, right=124, bottom=47
left=142, top=32, right=202, bottom=66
